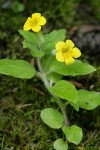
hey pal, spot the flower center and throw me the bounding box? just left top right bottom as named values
left=32, top=18, right=38, bottom=26
left=62, top=46, right=69, bottom=53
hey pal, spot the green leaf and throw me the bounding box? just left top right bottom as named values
left=23, top=40, right=44, bottom=57
left=53, top=139, right=68, bottom=150
left=78, top=90, right=100, bottom=110
left=41, top=54, right=54, bottom=73
left=42, top=55, right=96, bottom=76
left=42, top=29, right=66, bottom=53
left=49, top=80, right=78, bottom=103
left=49, top=58, right=96, bottom=76
left=0, top=59, right=35, bottom=79
left=48, top=72, right=62, bottom=83
left=40, top=108, right=64, bottom=129
left=70, top=102, right=79, bottom=111
left=62, top=125, right=83, bottom=145
left=20, top=30, right=45, bottom=57
left=19, top=30, right=38, bottom=44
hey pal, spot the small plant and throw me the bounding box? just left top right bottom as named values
left=0, top=13, right=100, bottom=149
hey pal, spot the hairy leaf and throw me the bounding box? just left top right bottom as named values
left=23, top=40, right=44, bottom=57
left=42, top=29, right=66, bottom=53
left=0, top=59, right=35, bottom=79
left=53, top=139, right=68, bottom=150
left=19, top=30, right=38, bottom=44
left=40, top=108, right=64, bottom=129
left=78, top=89, right=100, bottom=110
left=62, top=125, right=83, bottom=145
left=49, top=80, right=78, bottom=103
left=42, top=55, right=96, bottom=76
left=50, top=59, right=96, bottom=76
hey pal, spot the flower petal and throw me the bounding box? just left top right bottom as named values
left=32, top=13, right=41, bottom=19
left=23, top=17, right=32, bottom=30
left=72, top=47, right=81, bottom=58
left=32, top=25, right=41, bottom=32
left=65, top=57, right=74, bottom=65
left=56, top=52, right=64, bottom=62
left=65, top=40, right=74, bottom=49
left=63, top=51, right=72, bottom=59
left=23, top=13, right=46, bottom=32
left=38, top=16, right=46, bottom=25
left=55, top=41, right=65, bottom=52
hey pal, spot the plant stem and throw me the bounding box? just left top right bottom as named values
left=36, top=31, right=69, bottom=126
left=36, top=58, right=69, bottom=126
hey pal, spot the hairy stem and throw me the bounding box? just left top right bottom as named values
left=36, top=58, right=69, bottom=126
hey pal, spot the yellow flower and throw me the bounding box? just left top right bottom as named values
left=23, top=13, right=46, bottom=32
left=55, top=40, right=81, bottom=65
